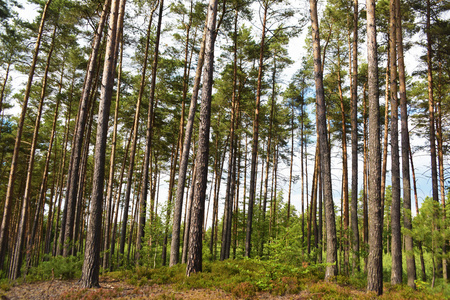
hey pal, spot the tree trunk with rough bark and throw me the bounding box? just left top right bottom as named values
left=350, top=0, right=360, bottom=275
left=389, top=0, right=402, bottom=285
left=396, top=0, right=415, bottom=288
left=170, top=9, right=207, bottom=269
left=185, top=0, right=217, bottom=276
left=61, top=0, right=110, bottom=257
left=80, top=0, right=121, bottom=287
left=309, top=0, right=337, bottom=280
left=366, top=0, right=383, bottom=294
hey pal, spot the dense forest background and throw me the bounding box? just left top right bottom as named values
left=0, top=0, right=449, bottom=295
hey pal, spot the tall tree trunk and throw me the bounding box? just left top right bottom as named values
left=309, top=0, right=337, bottom=280
left=426, top=0, right=438, bottom=205
left=80, top=0, right=121, bottom=287
left=0, top=0, right=53, bottom=270
left=61, top=0, right=110, bottom=257
left=185, top=0, right=217, bottom=275
left=182, top=160, right=196, bottom=264
left=220, top=8, right=239, bottom=261
left=389, top=0, right=402, bottom=285
left=73, top=99, right=95, bottom=256
left=103, top=36, right=123, bottom=271
left=381, top=54, right=389, bottom=211
left=366, top=0, right=383, bottom=294
left=350, top=0, right=360, bottom=274
left=169, top=7, right=208, bottom=268
left=337, top=43, right=349, bottom=275
left=396, top=0, right=415, bottom=288
left=136, top=0, right=163, bottom=266
left=436, top=63, right=446, bottom=280
left=162, top=144, right=177, bottom=266
left=109, top=131, right=132, bottom=270
left=26, top=37, right=62, bottom=271
left=301, top=93, right=305, bottom=248
left=363, top=83, right=369, bottom=272
left=9, top=25, right=56, bottom=280
left=103, top=0, right=127, bottom=260
left=245, top=3, right=267, bottom=258
left=120, top=3, right=157, bottom=259
left=307, top=146, right=318, bottom=255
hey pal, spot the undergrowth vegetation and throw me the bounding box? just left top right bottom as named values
left=108, top=258, right=448, bottom=299
left=2, top=256, right=449, bottom=299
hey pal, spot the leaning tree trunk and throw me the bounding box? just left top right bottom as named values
left=0, top=0, right=53, bottom=270
left=80, top=0, right=121, bottom=287
left=309, top=0, right=337, bottom=280
left=366, top=0, right=383, bottom=294
left=185, top=0, right=217, bottom=276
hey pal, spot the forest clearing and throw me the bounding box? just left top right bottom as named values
left=0, top=0, right=449, bottom=297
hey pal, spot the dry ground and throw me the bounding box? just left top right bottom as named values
left=1, top=276, right=312, bottom=299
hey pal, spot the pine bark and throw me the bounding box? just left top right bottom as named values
left=350, top=0, right=360, bottom=274
left=185, top=0, right=217, bottom=276
left=61, top=0, right=110, bottom=257
left=389, top=0, right=402, bottom=285
left=309, top=0, right=337, bottom=280
left=169, top=11, right=208, bottom=270
left=396, top=0, right=415, bottom=288
left=80, top=0, right=121, bottom=287
left=366, top=0, right=383, bottom=294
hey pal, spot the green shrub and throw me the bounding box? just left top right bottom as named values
left=27, top=255, right=83, bottom=281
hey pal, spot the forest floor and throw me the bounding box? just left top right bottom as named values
left=2, top=275, right=367, bottom=299
left=0, top=259, right=445, bottom=299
